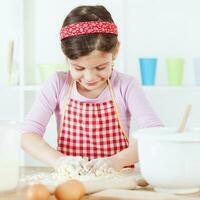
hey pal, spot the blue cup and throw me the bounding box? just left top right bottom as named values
left=139, top=58, right=157, bottom=85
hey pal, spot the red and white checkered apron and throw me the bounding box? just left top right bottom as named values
left=58, top=79, right=129, bottom=160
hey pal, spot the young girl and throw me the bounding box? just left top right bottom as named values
left=21, top=5, right=163, bottom=172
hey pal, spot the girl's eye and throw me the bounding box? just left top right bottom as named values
left=96, top=66, right=106, bottom=70
left=75, top=67, right=84, bottom=71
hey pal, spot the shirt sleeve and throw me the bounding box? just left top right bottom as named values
left=125, top=78, right=164, bottom=129
left=22, top=73, right=61, bottom=136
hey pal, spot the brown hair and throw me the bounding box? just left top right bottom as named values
left=61, top=5, right=118, bottom=59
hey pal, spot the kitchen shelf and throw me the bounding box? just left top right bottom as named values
left=5, top=85, right=200, bottom=92
left=142, top=86, right=200, bottom=90
left=21, top=85, right=41, bottom=91
left=2, top=85, right=40, bottom=91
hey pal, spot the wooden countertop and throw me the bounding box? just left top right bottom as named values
left=0, top=167, right=200, bottom=200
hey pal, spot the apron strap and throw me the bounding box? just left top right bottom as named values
left=107, top=79, right=129, bottom=144
left=58, top=78, right=73, bottom=144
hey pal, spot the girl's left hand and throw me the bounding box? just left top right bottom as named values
left=83, top=155, right=123, bottom=174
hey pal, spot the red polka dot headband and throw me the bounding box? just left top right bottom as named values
left=60, top=21, right=118, bottom=40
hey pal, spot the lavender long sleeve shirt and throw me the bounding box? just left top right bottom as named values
left=22, top=70, right=163, bottom=136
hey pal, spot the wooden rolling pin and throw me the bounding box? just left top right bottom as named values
left=47, top=175, right=138, bottom=194
left=83, top=175, right=137, bottom=194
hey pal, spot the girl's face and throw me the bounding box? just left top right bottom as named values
left=68, top=50, right=116, bottom=92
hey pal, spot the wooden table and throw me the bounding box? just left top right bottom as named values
left=0, top=167, right=200, bottom=200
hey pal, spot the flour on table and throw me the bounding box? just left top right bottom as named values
left=20, top=165, right=135, bottom=187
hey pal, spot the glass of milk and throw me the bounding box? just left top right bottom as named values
left=0, top=121, right=21, bottom=192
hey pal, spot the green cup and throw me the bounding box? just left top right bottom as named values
left=166, top=58, right=184, bottom=86
left=38, top=63, right=68, bottom=82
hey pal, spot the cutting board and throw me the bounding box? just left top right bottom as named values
left=82, top=189, right=200, bottom=200
left=1, top=187, right=200, bottom=200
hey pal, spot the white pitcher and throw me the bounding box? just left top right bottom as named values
left=0, top=121, right=21, bottom=192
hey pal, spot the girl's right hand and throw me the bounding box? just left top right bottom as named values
left=54, top=156, right=88, bottom=175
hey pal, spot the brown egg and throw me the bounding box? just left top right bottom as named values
left=25, top=184, right=50, bottom=200
left=55, top=180, right=85, bottom=200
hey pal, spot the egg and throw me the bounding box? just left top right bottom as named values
left=25, top=183, right=50, bottom=200
left=55, top=180, right=85, bottom=200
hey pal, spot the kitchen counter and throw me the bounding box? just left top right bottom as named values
left=0, top=167, right=200, bottom=200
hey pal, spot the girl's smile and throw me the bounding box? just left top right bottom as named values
left=85, top=81, right=98, bottom=86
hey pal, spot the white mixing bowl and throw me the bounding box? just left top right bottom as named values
left=134, top=127, right=200, bottom=194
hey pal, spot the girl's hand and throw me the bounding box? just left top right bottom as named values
left=83, top=155, right=123, bottom=175
left=54, top=156, right=88, bottom=175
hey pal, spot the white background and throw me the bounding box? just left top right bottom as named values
left=0, top=0, right=200, bottom=165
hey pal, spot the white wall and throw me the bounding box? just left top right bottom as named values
left=0, top=0, right=21, bottom=121
left=144, top=87, right=200, bottom=127
left=124, top=0, right=200, bottom=85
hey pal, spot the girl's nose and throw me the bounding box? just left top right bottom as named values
left=85, top=71, right=96, bottom=82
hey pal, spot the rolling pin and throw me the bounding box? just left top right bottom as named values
left=47, top=175, right=138, bottom=194
left=83, top=175, right=137, bottom=194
